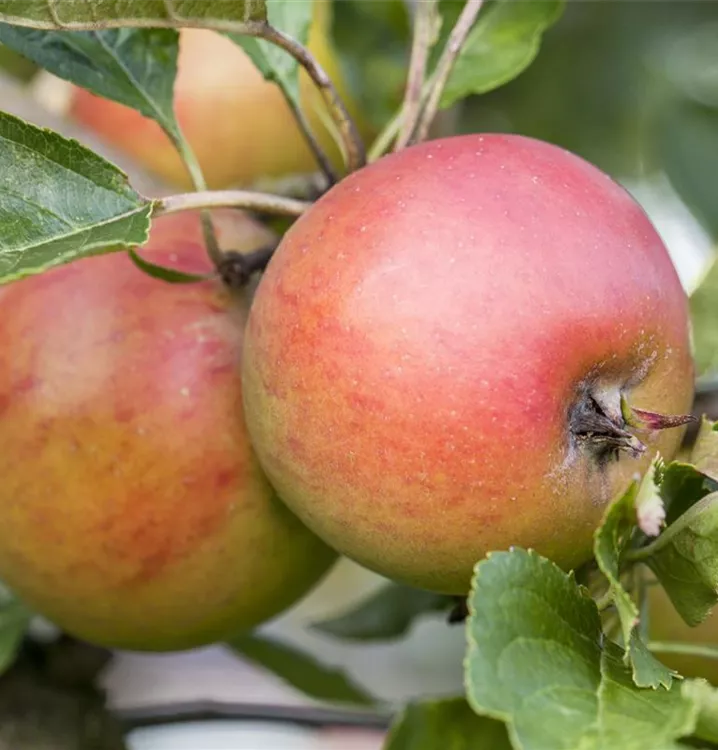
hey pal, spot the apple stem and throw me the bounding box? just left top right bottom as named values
left=647, top=640, right=718, bottom=661
left=447, top=597, right=469, bottom=624
left=165, top=120, right=226, bottom=269
left=283, top=97, right=338, bottom=188
left=154, top=191, right=313, bottom=220
left=409, top=0, right=485, bottom=146
left=395, top=0, right=440, bottom=151
left=258, top=24, right=367, bottom=175
left=217, top=244, right=277, bottom=289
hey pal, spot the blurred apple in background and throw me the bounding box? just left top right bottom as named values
left=66, top=0, right=366, bottom=189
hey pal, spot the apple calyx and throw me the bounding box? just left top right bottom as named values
left=570, top=386, right=694, bottom=463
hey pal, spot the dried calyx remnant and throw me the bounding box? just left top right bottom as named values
left=218, top=244, right=277, bottom=289
left=570, top=383, right=695, bottom=463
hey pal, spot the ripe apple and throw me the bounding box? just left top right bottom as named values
left=68, top=1, right=362, bottom=190
left=0, top=209, right=337, bottom=651
left=241, top=133, right=695, bottom=595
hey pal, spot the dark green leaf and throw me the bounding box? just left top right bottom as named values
left=0, top=596, right=30, bottom=676
left=228, top=0, right=313, bottom=111
left=311, top=583, right=452, bottom=642
left=0, top=26, right=181, bottom=141
left=0, top=111, right=152, bottom=283
left=0, top=1, right=266, bottom=28
left=0, top=636, right=126, bottom=750
left=655, top=97, right=718, bottom=238
left=332, top=0, right=411, bottom=129
left=661, top=461, right=716, bottom=526
left=642, top=492, right=718, bottom=627
left=228, top=632, right=376, bottom=706
left=594, top=459, right=675, bottom=688
left=466, top=548, right=698, bottom=750
left=384, top=697, right=511, bottom=750
left=441, top=0, right=565, bottom=109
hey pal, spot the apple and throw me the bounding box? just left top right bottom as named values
left=241, top=133, right=695, bottom=595
left=0, top=209, right=337, bottom=651
left=68, top=1, right=363, bottom=190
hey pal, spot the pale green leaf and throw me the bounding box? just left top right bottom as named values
left=441, top=0, right=565, bottom=109
left=384, top=697, right=511, bottom=750
left=466, top=548, right=699, bottom=750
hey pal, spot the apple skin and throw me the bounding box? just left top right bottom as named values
left=0, top=210, right=337, bottom=652
left=68, top=5, right=361, bottom=190
left=241, top=133, right=695, bottom=595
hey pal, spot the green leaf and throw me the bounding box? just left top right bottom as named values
left=311, top=583, right=452, bottom=642
left=384, top=697, right=511, bottom=750
left=691, top=418, right=718, bottom=485
left=228, top=632, right=376, bottom=706
left=661, top=461, right=716, bottom=527
left=228, top=0, right=313, bottom=111
left=0, top=1, right=266, bottom=28
left=594, top=477, right=641, bottom=641
left=690, top=261, right=718, bottom=378
left=466, top=548, right=698, bottom=750
left=627, top=631, right=678, bottom=692
left=440, top=0, right=565, bottom=109
left=0, top=26, right=181, bottom=142
left=0, top=111, right=152, bottom=283
left=0, top=635, right=126, bottom=749
left=0, top=42, right=38, bottom=81
left=654, top=96, right=718, bottom=238
left=641, top=492, right=718, bottom=627
left=594, top=460, right=675, bottom=688
left=0, top=596, right=30, bottom=676
left=127, top=248, right=211, bottom=284
left=332, top=0, right=411, bottom=129
left=683, top=680, right=718, bottom=745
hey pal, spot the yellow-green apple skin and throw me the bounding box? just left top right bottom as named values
left=0, top=210, right=337, bottom=652
left=241, top=134, right=695, bottom=595
left=68, top=3, right=363, bottom=189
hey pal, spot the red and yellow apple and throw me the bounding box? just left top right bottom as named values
left=0, top=210, right=337, bottom=651
left=69, top=1, right=363, bottom=189
left=241, top=133, right=695, bottom=594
